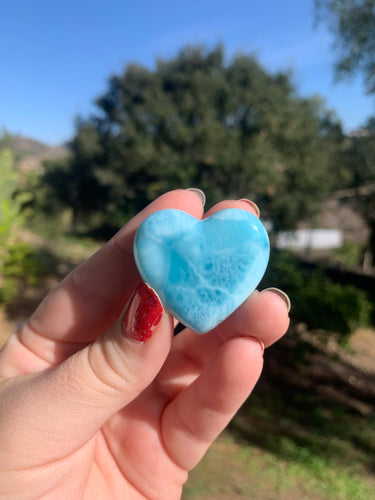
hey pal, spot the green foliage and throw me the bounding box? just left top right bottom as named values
left=40, top=46, right=343, bottom=236
left=332, top=241, right=364, bottom=268
left=315, top=2, right=375, bottom=266
left=315, top=0, right=375, bottom=93
left=336, top=122, right=375, bottom=266
left=0, top=130, right=13, bottom=150
left=262, top=251, right=373, bottom=339
left=0, top=148, right=19, bottom=244
left=0, top=243, right=43, bottom=304
left=24, top=168, right=71, bottom=240
left=0, top=147, right=32, bottom=244
left=0, top=147, right=40, bottom=304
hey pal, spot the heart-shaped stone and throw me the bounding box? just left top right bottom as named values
left=134, top=208, right=270, bottom=334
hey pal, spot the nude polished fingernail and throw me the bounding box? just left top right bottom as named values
left=263, top=287, right=291, bottom=313
left=186, top=188, right=206, bottom=207
left=124, top=283, right=163, bottom=342
left=250, top=336, right=265, bottom=355
left=238, top=199, right=260, bottom=218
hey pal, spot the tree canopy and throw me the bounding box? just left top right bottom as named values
left=42, top=46, right=342, bottom=236
left=315, top=0, right=375, bottom=93
left=339, top=121, right=375, bottom=264
left=315, top=1, right=375, bottom=265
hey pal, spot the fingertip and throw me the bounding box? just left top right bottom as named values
left=112, top=189, right=205, bottom=253
left=186, top=188, right=206, bottom=207
left=216, top=287, right=290, bottom=349
left=255, top=289, right=290, bottom=346
left=238, top=199, right=260, bottom=218
left=262, top=287, right=291, bottom=313
left=249, top=335, right=265, bottom=356
left=123, top=283, right=164, bottom=342
left=204, top=199, right=260, bottom=219
left=151, top=189, right=205, bottom=218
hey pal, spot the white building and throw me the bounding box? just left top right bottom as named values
left=276, top=229, right=343, bottom=251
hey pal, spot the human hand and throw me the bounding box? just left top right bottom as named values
left=0, top=190, right=290, bottom=499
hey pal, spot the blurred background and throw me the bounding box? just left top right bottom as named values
left=1, top=1, right=375, bottom=498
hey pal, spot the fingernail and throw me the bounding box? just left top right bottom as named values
left=186, top=188, right=206, bottom=207
left=250, top=336, right=265, bottom=355
left=124, top=283, right=163, bottom=342
left=239, top=199, right=260, bottom=218
left=263, top=287, right=291, bottom=313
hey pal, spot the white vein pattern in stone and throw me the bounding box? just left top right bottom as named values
left=134, top=208, right=270, bottom=333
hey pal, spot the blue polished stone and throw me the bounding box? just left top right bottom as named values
left=134, top=208, right=270, bottom=334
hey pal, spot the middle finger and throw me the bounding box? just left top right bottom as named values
left=155, top=288, right=290, bottom=399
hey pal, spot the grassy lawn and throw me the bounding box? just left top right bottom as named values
left=183, top=428, right=375, bottom=500
left=183, top=330, right=375, bottom=500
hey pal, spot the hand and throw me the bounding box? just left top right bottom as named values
left=0, top=190, right=290, bottom=499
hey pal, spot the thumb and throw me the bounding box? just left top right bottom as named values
left=72, top=282, right=172, bottom=413
left=0, top=283, right=173, bottom=469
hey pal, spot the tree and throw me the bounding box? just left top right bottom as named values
left=0, top=130, right=13, bottom=150
left=336, top=122, right=375, bottom=266
left=315, top=0, right=375, bottom=93
left=42, top=46, right=342, bottom=236
left=0, top=148, right=20, bottom=245
left=315, top=1, right=375, bottom=266
left=42, top=120, right=109, bottom=232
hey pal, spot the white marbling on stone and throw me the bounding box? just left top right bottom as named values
left=134, top=208, right=270, bottom=333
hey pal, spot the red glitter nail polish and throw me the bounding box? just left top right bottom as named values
left=124, top=283, right=163, bottom=342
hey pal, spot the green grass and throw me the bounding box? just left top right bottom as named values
left=262, top=437, right=374, bottom=500
left=183, top=430, right=375, bottom=500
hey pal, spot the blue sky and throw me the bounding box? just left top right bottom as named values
left=1, top=0, right=374, bottom=145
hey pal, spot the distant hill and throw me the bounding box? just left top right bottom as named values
left=8, top=134, right=69, bottom=173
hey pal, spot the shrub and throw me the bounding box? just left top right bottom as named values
left=0, top=242, right=45, bottom=304
left=262, top=250, right=373, bottom=341
left=331, top=241, right=364, bottom=269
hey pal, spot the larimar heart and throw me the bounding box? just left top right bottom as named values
left=134, top=208, right=270, bottom=334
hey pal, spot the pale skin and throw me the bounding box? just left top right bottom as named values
left=0, top=190, right=290, bottom=499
